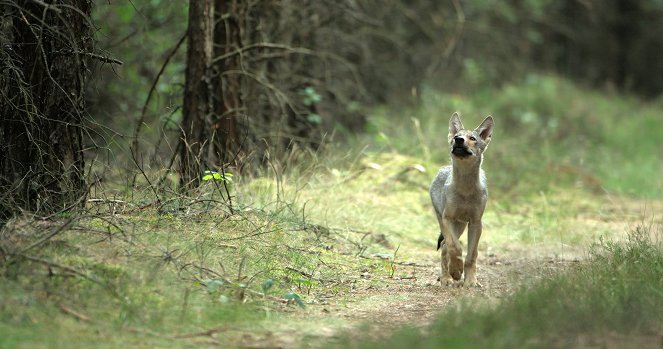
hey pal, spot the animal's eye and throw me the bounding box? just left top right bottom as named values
left=469, top=136, right=477, bottom=141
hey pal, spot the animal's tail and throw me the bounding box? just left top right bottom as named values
left=436, top=231, right=445, bottom=250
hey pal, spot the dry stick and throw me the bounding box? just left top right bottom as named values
left=58, top=304, right=92, bottom=322
left=149, top=105, right=181, bottom=165
left=357, top=254, right=432, bottom=268
left=131, top=30, right=187, bottom=154
left=212, top=162, right=234, bottom=214
left=389, top=244, right=400, bottom=278
left=30, top=0, right=62, bottom=13
left=171, top=327, right=230, bottom=339
left=54, top=49, right=123, bottom=65
left=211, top=42, right=366, bottom=95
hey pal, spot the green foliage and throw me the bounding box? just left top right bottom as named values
left=302, top=87, right=323, bottom=124
left=261, top=279, right=274, bottom=294
left=363, top=74, right=663, bottom=198
left=202, top=170, right=233, bottom=182
left=284, top=291, right=306, bottom=309
left=302, top=87, right=322, bottom=107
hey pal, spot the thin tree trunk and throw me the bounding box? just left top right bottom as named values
left=180, top=0, right=215, bottom=189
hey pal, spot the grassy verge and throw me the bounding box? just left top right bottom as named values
left=339, top=225, right=663, bottom=349
left=0, top=199, right=388, bottom=348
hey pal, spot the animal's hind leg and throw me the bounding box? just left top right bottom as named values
left=463, top=220, right=483, bottom=287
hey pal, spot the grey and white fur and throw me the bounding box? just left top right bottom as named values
left=429, top=112, right=494, bottom=287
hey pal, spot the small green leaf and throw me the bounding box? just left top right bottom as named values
left=284, top=291, right=305, bottom=308
left=205, top=279, right=224, bottom=292
left=306, top=114, right=322, bottom=124
left=202, top=170, right=233, bottom=182
left=302, top=87, right=322, bottom=106
left=261, top=279, right=274, bottom=293
left=293, top=277, right=312, bottom=286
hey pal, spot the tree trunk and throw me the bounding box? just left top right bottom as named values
left=179, top=0, right=215, bottom=189
left=212, top=0, right=242, bottom=166
left=0, top=0, right=91, bottom=221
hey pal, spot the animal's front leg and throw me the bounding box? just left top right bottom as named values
left=463, top=220, right=483, bottom=288
left=443, top=219, right=465, bottom=282
left=439, top=243, right=455, bottom=286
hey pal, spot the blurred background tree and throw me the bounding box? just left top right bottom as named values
left=85, top=0, right=663, bottom=185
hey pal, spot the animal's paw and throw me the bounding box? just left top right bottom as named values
left=461, top=277, right=483, bottom=288
left=440, top=275, right=458, bottom=288
left=448, top=259, right=464, bottom=281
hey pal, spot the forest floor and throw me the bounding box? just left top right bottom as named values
left=2, top=156, right=661, bottom=349
left=2, top=161, right=661, bottom=349
left=229, top=250, right=573, bottom=349
left=175, top=194, right=660, bottom=349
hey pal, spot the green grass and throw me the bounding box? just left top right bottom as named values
left=338, top=226, right=663, bottom=349
left=0, top=190, right=399, bottom=348
left=363, top=74, right=663, bottom=198
left=1, top=74, right=662, bottom=348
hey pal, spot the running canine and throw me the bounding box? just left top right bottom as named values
left=429, top=112, right=494, bottom=287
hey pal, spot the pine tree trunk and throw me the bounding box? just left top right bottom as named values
left=0, top=0, right=91, bottom=221
left=179, top=0, right=215, bottom=189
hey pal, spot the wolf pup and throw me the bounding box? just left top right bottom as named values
left=430, top=112, right=494, bottom=287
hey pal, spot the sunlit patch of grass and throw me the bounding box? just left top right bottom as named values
left=361, top=75, right=663, bottom=199
left=1, top=178, right=415, bottom=347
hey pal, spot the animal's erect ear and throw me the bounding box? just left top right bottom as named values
left=448, top=112, right=464, bottom=137
left=476, top=115, right=494, bottom=143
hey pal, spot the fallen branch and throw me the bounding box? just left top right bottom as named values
left=59, top=304, right=92, bottom=322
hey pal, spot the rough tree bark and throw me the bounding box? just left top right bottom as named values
left=0, top=0, right=92, bottom=221
left=212, top=0, right=242, bottom=166
left=179, top=0, right=215, bottom=189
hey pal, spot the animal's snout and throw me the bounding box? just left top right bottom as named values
left=454, top=136, right=465, bottom=145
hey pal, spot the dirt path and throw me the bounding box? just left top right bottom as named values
left=224, top=248, right=579, bottom=349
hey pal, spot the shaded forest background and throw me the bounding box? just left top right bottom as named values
left=2, top=0, right=663, bottom=219
left=90, top=0, right=663, bottom=167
